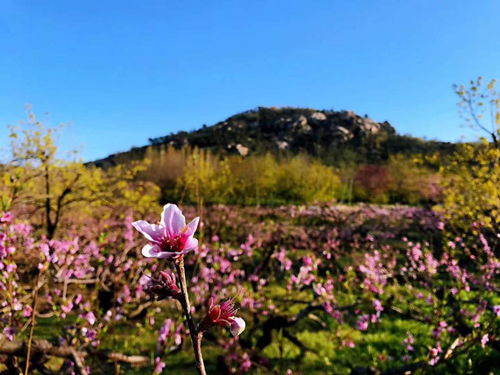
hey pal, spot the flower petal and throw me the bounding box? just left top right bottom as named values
left=229, top=317, right=246, bottom=337
left=132, top=221, right=164, bottom=243
left=186, top=217, right=200, bottom=236
left=161, top=204, right=186, bottom=236
left=154, top=248, right=193, bottom=259
left=157, top=251, right=180, bottom=259
left=184, top=237, right=198, bottom=251
left=141, top=244, right=162, bottom=257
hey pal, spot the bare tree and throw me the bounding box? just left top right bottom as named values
left=453, top=77, right=500, bottom=145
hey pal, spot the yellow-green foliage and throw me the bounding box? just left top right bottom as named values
left=274, top=154, right=341, bottom=203
left=439, top=140, right=499, bottom=232
left=1, top=111, right=160, bottom=237
left=131, top=143, right=444, bottom=206
left=141, top=145, right=188, bottom=189
left=176, top=148, right=233, bottom=205
left=174, top=151, right=341, bottom=205
left=228, top=153, right=279, bottom=205
left=454, top=77, right=500, bottom=144
left=387, top=155, right=440, bottom=205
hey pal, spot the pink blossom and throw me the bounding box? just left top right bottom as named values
left=61, top=301, right=74, bottom=318
left=0, top=212, right=12, bottom=224
left=83, top=311, right=96, bottom=325
left=157, top=319, right=173, bottom=351
left=22, top=305, right=33, bottom=318
left=481, top=334, right=489, bottom=348
left=493, top=305, right=500, bottom=317
left=74, top=294, right=83, bottom=305
left=356, top=314, right=369, bottom=331
left=6, top=263, right=16, bottom=273
left=323, top=302, right=343, bottom=322
left=240, top=352, right=252, bottom=371
left=133, top=204, right=199, bottom=259
left=3, top=326, right=15, bottom=341
left=173, top=324, right=183, bottom=346
left=403, top=332, right=414, bottom=351
left=373, top=299, right=384, bottom=312
left=153, top=357, right=166, bottom=374
left=428, top=344, right=442, bottom=366
left=410, top=244, right=422, bottom=261
left=343, top=339, right=355, bottom=348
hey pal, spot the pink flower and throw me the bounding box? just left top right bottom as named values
left=493, top=305, right=500, bottom=317
left=3, top=326, right=15, bottom=341
left=157, top=319, right=173, bottom=352
left=61, top=301, right=74, bottom=318
left=200, top=297, right=246, bottom=337
left=481, top=334, right=489, bottom=348
left=356, top=314, right=369, bottom=331
left=22, top=305, right=33, bottom=318
left=428, top=344, right=442, bottom=366
left=133, top=204, right=199, bottom=259
left=239, top=352, right=252, bottom=371
left=343, top=340, right=355, bottom=348
left=373, top=299, right=384, bottom=312
left=0, top=212, right=12, bottom=224
left=83, top=311, right=96, bottom=325
left=403, top=332, right=414, bottom=351
left=153, top=357, right=166, bottom=374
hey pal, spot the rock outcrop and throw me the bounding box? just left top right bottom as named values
left=91, top=106, right=454, bottom=168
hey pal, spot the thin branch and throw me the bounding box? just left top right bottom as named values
left=174, top=258, right=207, bottom=375
left=71, top=348, right=89, bottom=375
left=24, top=271, right=41, bottom=375
left=0, top=335, right=150, bottom=366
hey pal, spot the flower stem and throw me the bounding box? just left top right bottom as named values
left=25, top=271, right=40, bottom=375
left=175, top=259, right=207, bottom=375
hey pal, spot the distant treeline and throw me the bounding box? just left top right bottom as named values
left=136, top=145, right=441, bottom=206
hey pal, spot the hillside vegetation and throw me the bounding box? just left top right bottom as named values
left=92, top=107, right=455, bottom=206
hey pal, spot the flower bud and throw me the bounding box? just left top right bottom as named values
left=200, top=297, right=246, bottom=337
left=144, top=270, right=180, bottom=300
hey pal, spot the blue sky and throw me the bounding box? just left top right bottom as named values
left=1, top=0, right=499, bottom=161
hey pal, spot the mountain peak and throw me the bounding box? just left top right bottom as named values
left=148, top=106, right=395, bottom=156
left=92, top=106, right=453, bottom=168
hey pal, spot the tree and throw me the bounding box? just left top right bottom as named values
left=439, top=141, right=499, bottom=235
left=1, top=108, right=160, bottom=238
left=354, top=164, right=393, bottom=203
left=453, top=77, right=500, bottom=145
left=439, top=78, right=500, bottom=235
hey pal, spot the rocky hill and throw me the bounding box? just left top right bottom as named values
left=93, top=107, right=455, bottom=167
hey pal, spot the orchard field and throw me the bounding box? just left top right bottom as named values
left=0, top=102, right=499, bottom=375
left=1, top=202, right=499, bottom=375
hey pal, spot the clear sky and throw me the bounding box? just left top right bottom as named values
left=1, top=0, right=499, bottom=161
